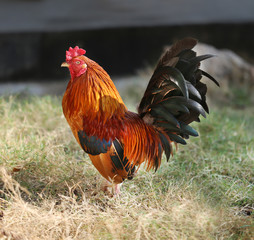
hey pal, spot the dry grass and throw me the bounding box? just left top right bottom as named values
left=0, top=95, right=253, bottom=240
left=1, top=167, right=252, bottom=240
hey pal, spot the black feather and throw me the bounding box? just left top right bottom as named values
left=179, top=122, right=199, bottom=137
left=78, top=131, right=111, bottom=155
left=152, top=66, right=189, bottom=99
left=177, top=49, right=196, bottom=59
left=188, top=54, right=214, bottom=66
left=186, top=81, right=202, bottom=100
left=186, top=98, right=207, bottom=118
left=111, top=139, right=136, bottom=180
left=159, top=133, right=172, bottom=161
left=150, top=105, right=180, bottom=127
left=137, top=38, right=218, bottom=164
left=201, top=70, right=220, bottom=87
left=111, top=139, right=128, bottom=170
left=155, top=121, right=180, bottom=133
left=159, top=100, right=190, bottom=115
left=168, top=133, right=187, bottom=145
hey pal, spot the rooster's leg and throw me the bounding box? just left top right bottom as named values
left=101, top=179, right=122, bottom=196
left=114, top=183, right=122, bottom=195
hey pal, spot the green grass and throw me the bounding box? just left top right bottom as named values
left=0, top=95, right=253, bottom=239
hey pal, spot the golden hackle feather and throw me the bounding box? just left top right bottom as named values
left=120, top=112, right=163, bottom=171
left=62, top=55, right=126, bottom=146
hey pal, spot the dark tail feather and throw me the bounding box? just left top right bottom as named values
left=138, top=37, right=218, bottom=159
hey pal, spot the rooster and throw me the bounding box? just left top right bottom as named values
left=61, top=38, right=219, bottom=195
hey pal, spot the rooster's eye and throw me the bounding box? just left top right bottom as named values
left=76, top=61, right=81, bottom=64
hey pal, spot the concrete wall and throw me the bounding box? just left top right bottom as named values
left=1, top=0, right=254, bottom=81
left=1, top=0, right=254, bottom=33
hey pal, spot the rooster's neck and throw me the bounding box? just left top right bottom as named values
left=63, top=64, right=127, bottom=122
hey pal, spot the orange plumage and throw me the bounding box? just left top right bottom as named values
left=62, top=40, right=218, bottom=194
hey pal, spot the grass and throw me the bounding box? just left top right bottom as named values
left=0, top=94, right=253, bottom=239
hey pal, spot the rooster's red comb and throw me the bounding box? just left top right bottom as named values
left=66, top=46, right=86, bottom=62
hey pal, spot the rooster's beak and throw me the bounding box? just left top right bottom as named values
left=61, top=62, right=69, bottom=68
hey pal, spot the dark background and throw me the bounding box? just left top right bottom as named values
left=0, top=0, right=254, bottom=81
